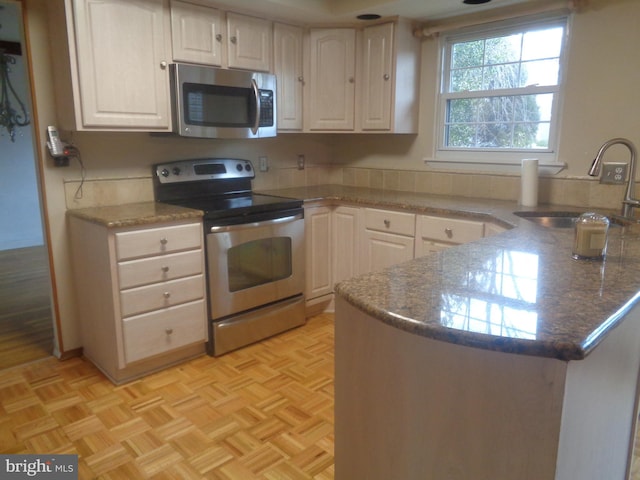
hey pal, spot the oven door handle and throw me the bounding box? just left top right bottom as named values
left=209, top=213, right=303, bottom=233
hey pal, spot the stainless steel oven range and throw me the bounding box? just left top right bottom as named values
left=153, top=158, right=305, bottom=356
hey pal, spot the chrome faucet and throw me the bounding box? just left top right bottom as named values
left=588, top=137, right=639, bottom=218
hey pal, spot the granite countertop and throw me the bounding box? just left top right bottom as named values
left=66, top=201, right=203, bottom=228
left=260, top=185, right=640, bottom=361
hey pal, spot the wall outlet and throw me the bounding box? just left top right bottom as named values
left=259, top=156, right=269, bottom=172
left=600, top=162, right=627, bottom=185
left=297, top=154, right=305, bottom=170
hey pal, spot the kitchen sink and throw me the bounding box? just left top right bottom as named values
left=513, top=211, right=582, bottom=228
left=514, top=211, right=633, bottom=228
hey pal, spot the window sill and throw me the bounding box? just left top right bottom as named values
left=424, top=157, right=567, bottom=175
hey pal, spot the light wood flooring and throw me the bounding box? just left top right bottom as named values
left=0, top=245, right=54, bottom=368
left=0, top=314, right=334, bottom=479
left=2, top=311, right=640, bottom=479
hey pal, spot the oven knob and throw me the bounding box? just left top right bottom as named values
left=160, top=168, right=170, bottom=177
left=172, top=167, right=181, bottom=176
left=244, top=163, right=252, bottom=172
left=236, top=163, right=243, bottom=172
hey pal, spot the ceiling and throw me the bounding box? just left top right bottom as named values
left=209, top=0, right=537, bottom=24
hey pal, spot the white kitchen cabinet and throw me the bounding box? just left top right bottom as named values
left=305, top=204, right=361, bottom=315
left=226, top=12, right=272, bottom=72
left=305, top=205, right=333, bottom=303
left=307, top=28, right=356, bottom=131
left=170, top=0, right=224, bottom=66
left=274, top=22, right=304, bottom=131
left=60, top=0, right=172, bottom=130
left=415, top=215, right=486, bottom=257
left=361, top=208, right=416, bottom=273
left=358, top=21, right=420, bottom=133
left=69, top=217, right=207, bottom=384
left=333, top=205, right=362, bottom=284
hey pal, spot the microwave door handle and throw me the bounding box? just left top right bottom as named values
left=251, top=79, right=260, bottom=135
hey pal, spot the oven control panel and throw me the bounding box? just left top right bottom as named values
left=155, top=158, right=255, bottom=183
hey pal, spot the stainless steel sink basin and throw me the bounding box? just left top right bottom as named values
left=513, top=211, right=583, bottom=228
left=514, top=211, right=630, bottom=228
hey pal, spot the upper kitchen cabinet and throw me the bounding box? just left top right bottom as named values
left=359, top=21, right=420, bottom=133
left=274, top=22, right=304, bottom=131
left=307, top=28, right=356, bottom=131
left=56, top=0, right=172, bottom=131
left=170, top=0, right=224, bottom=66
left=226, top=12, right=272, bottom=72
left=305, top=20, right=420, bottom=133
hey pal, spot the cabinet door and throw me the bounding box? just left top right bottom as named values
left=170, top=0, right=223, bottom=66
left=307, top=28, right=356, bottom=131
left=361, top=22, right=394, bottom=131
left=333, top=206, right=361, bottom=284
left=361, top=230, right=414, bottom=274
left=274, top=23, right=304, bottom=130
left=226, top=12, right=272, bottom=72
left=71, top=0, right=171, bottom=129
left=305, top=206, right=333, bottom=300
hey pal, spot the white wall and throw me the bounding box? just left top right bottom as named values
left=0, top=1, right=44, bottom=250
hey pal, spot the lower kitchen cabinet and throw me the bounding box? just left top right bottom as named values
left=415, top=214, right=486, bottom=256
left=68, top=217, right=207, bottom=384
left=361, top=208, right=415, bottom=273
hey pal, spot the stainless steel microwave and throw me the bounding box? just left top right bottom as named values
left=169, top=63, right=277, bottom=139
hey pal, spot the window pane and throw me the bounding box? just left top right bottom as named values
left=447, top=97, right=477, bottom=123
left=522, top=27, right=564, bottom=60
left=452, top=40, right=484, bottom=68
left=520, top=59, right=560, bottom=86
left=485, top=34, right=521, bottom=65
left=451, top=67, right=483, bottom=92
left=483, top=63, right=520, bottom=90
left=446, top=124, right=476, bottom=147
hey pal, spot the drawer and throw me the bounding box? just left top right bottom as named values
left=416, top=215, right=485, bottom=244
left=115, top=222, right=202, bottom=261
left=364, top=208, right=415, bottom=236
left=120, top=274, right=205, bottom=317
left=118, top=250, right=203, bottom=289
left=123, top=299, right=206, bottom=364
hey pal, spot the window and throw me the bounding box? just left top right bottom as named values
left=434, top=16, right=568, bottom=170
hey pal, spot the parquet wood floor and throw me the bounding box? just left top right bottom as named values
left=2, top=311, right=640, bottom=479
left=0, top=314, right=334, bottom=479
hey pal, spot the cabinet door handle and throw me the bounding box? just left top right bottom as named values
left=163, top=291, right=171, bottom=299
left=161, top=266, right=170, bottom=273
left=444, top=228, right=453, bottom=238
left=160, top=237, right=168, bottom=245
left=165, top=328, right=173, bottom=335
left=230, top=36, right=237, bottom=44
left=298, top=76, right=304, bottom=82
left=216, top=33, right=222, bottom=42
left=384, top=219, right=391, bottom=228
left=348, top=76, right=355, bottom=84
left=383, top=74, right=390, bottom=80
left=160, top=61, right=167, bottom=69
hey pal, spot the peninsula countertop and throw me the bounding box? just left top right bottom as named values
left=65, top=201, right=203, bottom=228
left=260, top=185, right=640, bottom=361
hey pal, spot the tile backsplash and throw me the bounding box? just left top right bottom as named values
left=64, top=165, right=630, bottom=211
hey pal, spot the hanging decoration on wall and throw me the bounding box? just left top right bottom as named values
left=0, top=40, right=30, bottom=142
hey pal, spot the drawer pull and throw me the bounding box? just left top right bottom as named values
left=160, top=237, right=168, bottom=245
left=384, top=219, right=391, bottom=228
left=163, top=291, right=171, bottom=299
left=161, top=266, right=170, bottom=273
left=165, top=328, right=173, bottom=335
left=444, top=227, right=453, bottom=239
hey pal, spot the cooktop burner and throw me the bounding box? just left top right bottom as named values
left=153, top=158, right=303, bottom=222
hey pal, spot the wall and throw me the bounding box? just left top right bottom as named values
left=23, top=0, right=640, bottom=354
left=0, top=1, right=43, bottom=250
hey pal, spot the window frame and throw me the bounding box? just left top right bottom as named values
left=430, top=14, right=570, bottom=173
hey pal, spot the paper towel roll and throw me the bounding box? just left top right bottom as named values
left=520, top=158, right=539, bottom=207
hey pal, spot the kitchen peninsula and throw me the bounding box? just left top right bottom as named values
left=263, top=185, right=640, bottom=480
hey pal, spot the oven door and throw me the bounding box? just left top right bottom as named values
left=206, top=212, right=304, bottom=320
